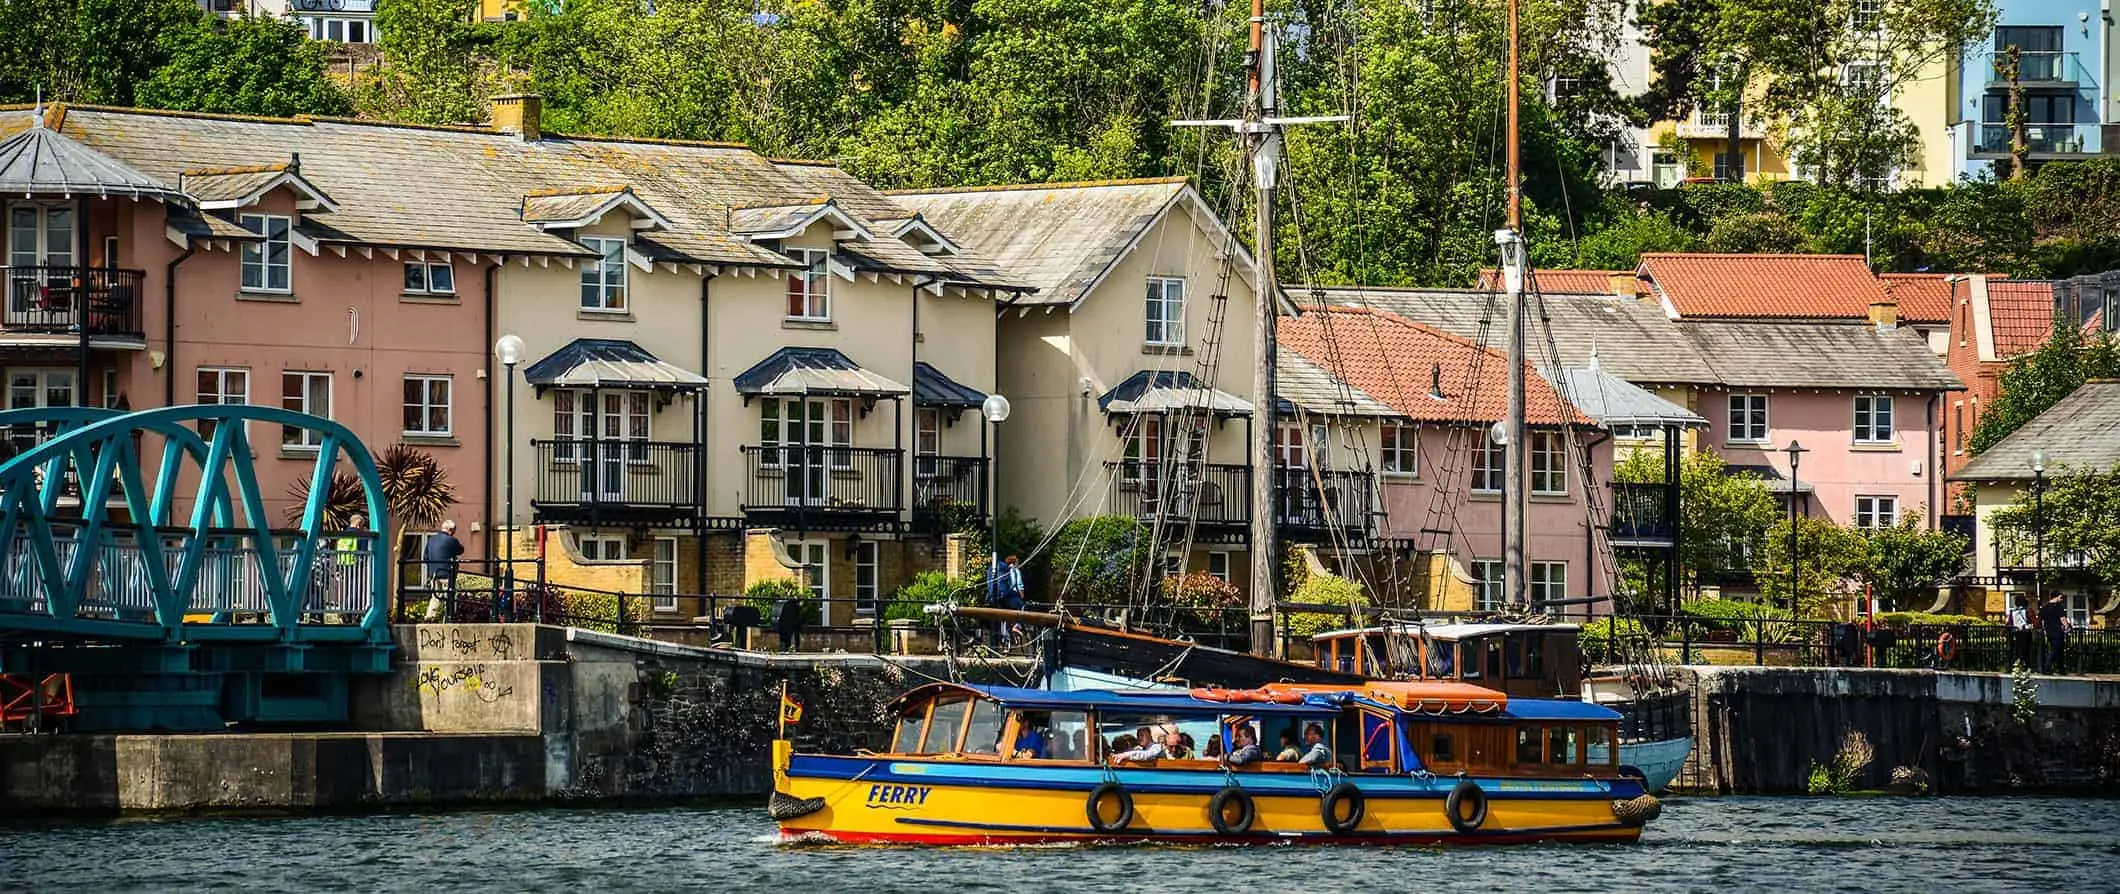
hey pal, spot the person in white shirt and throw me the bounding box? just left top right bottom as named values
left=1297, top=723, right=1332, bottom=767
left=1113, top=725, right=1181, bottom=764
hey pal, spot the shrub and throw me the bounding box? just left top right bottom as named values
left=1681, top=598, right=1801, bottom=644
left=746, top=577, right=819, bottom=626
left=1876, top=611, right=1998, bottom=629
left=1049, top=515, right=1147, bottom=605
left=1161, top=571, right=1243, bottom=633
left=1285, top=573, right=1365, bottom=639
left=1581, top=616, right=1651, bottom=664
left=883, top=571, right=977, bottom=623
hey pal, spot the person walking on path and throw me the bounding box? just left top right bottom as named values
left=423, top=520, right=465, bottom=622
left=2007, top=596, right=2033, bottom=668
left=986, top=552, right=1025, bottom=647
left=2039, top=593, right=2070, bottom=674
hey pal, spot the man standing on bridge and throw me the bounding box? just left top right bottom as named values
left=423, top=519, right=464, bottom=622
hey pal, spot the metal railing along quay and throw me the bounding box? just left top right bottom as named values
left=1587, top=613, right=2120, bottom=675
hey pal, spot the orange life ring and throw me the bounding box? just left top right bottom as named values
left=1191, top=687, right=1236, bottom=702
left=1936, top=632, right=1957, bottom=664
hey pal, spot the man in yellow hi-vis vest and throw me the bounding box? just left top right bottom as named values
left=328, top=514, right=364, bottom=613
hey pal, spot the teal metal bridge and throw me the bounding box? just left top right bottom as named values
left=0, top=405, right=394, bottom=730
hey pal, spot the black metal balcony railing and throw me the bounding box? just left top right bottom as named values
left=1106, top=461, right=1250, bottom=528
left=530, top=439, right=699, bottom=526
left=742, top=446, right=903, bottom=527
left=911, top=455, right=988, bottom=534
left=3, top=266, right=146, bottom=337
left=1610, top=481, right=1676, bottom=545
left=1275, top=468, right=1373, bottom=539
left=1975, top=123, right=2095, bottom=156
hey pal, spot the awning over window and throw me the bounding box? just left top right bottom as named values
left=1557, top=364, right=1707, bottom=429
left=734, top=346, right=910, bottom=397
left=521, top=338, right=707, bottom=390
left=1097, top=370, right=1253, bottom=417
left=912, top=361, right=987, bottom=409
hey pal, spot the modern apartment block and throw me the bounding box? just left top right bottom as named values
left=1950, top=2, right=2109, bottom=178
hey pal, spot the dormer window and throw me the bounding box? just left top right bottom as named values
left=786, top=248, right=830, bottom=321
left=580, top=237, right=627, bottom=312
left=239, top=214, right=291, bottom=292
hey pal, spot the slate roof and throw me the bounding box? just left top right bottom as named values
left=1276, top=349, right=1398, bottom=417
left=1557, top=364, right=1706, bottom=427
left=1301, top=286, right=1722, bottom=386
left=1988, top=280, right=2057, bottom=356
left=166, top=206, right=264, bottom=242
left=1639, top=253, right=1892, bottom=319
left=1673, top=319, right=1963, bottom=390
left=0, top=116, right=185, bottom=201
left=912, top=361, right=987, bottom=409
left=2, top=106, right=1020, bottom=289
left=521, top=338, right=708, bottom=390
left=1953, top=380, right=2120, bottom=480
left=1879, top=273, right=1954, bottom=324
left=892, top=179, right=1231, bottom=307
left=733, top=347, right=910, bottom=396
left=1277, top=306, right=1592, bottom=426
left=1096, top=370, right=1254, bottom=416
left=1475, top=268, right=1634, bottom=295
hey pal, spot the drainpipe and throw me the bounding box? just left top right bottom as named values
left=483, top=261, right=498, bottom=562
left=163, top=245, right=197, bottom=407
left=1927, top=391, right=1940, bottom=529
left=697, top=272, right=715, bottom=597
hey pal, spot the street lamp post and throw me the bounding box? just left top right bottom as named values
left=980, top=393, right=1011, bottom=579
left=1785, top=440, right=1808, bottom=615
left=2032, top=449, right=2047, bottom=609
left=495, top=334, right=526, bottom=622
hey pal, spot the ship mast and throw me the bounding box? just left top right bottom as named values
left=1497, top=0, right=1531, bottom=610
left=1176, top=5, right=1344, bottom=655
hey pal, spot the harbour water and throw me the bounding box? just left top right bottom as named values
left=4, top=796, right=2116, bottom=892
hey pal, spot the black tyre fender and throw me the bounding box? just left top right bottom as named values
left=1086, top=782, right=1134, bottom=833
left=1208, top=786, right=1255, bottom=835
left=1445, top=777, right=1489, bottom=834
left=1320, top=781, right=1366, bottom=834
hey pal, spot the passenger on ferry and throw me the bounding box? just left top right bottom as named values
left=1175, top=732, right=1196, bottom=759
left=1109, top=734, right=1138, bottom=754
left=1222, top=724, right=1262, bottom=767
left=1203, top=734, right=1224, bottom=759
left=1013, top=718, right=1048, bottom=760
left=1274, top=730, right=1302, bottom=762
left=1298, top=723, right=1331, bottom=767
left=1113, top=726, right=1182, bottom=764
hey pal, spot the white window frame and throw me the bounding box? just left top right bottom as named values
left=280, top=370, right=331, bottom=450
left=854, top=539, right=878, bottom=614
left=403, top=261, right=456, bottom=295
left=239, top=213, right=292, bottom=293
left=403, top=374, right=453, bottom=437
left=1473, top=560, right=1504, bottom=611
left=1854, top=394, right=1895, bottom=445
left=784, top=247, right=831, bottom=321
left=577, top=534, right=625, bottom=561
left=914, top=407, right=941, bottom=478
left=1206, top=550, right=1231, bottom=582
left=1851, top=0, right=1883, bottom=31
left=650, top=537, right=678, bottom=612
left=1728, top=393, right=1769, bottom=443
left=2066, top=593, right=2091, bottom=629
left=790, top=540, right=829, bottom=600
left=760, top=396, right=851, bottom=468
left=1854, top=495, right=1899, bottom=529
left=1380, top=422, right=1417, bottom=476
left=553, top=389, right=651, bottom=461
left=1121, top=415, right=1165, bottom=483
left=196, top=366, right=249, bottom=440
left=1145, top=276, right=1186, bottom=347
left=1532, top=561, right=1567, bottom=606
left=1472, top=439, right=1504, bottom=493
left=1531, top=431, right=1567, bottom=495
left=579, top=236, right=628, bottom=312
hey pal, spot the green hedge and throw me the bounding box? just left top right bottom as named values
left=1876, top=611, right=1998, bottom=628
left=746, top=577, right=820, bottom=626
left=883, top=570, right=978, bottom=623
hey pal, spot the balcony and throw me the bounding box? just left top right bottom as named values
left=3, top=266, right=146, bottom=342
left=910, top=455, right=988, bottom=535
left=530, top=440, right=699, bottom=527
left=742, top=445, right=903, bottom=531
left=1988, top=50, right=2090, bottom=88
left=1971, top=122, right=2098, bottom=158
left=1275, top=468, right=1374, bottom=542
left=1674, top=112, right=1765, bottom=141
left=1610, top=482, right=1676, bottom=547
left=1105, top=461, right=1251, bottom=532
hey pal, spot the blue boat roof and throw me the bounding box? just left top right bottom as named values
left=1502, top=698, right=1624, bottom=721
left=898, top=683, right=1336, bottom=716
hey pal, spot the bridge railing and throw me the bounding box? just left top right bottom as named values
left=2, top=524, right=380, bottom=625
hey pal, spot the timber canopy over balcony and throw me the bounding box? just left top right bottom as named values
left=522, top=338, right=707, bottom=528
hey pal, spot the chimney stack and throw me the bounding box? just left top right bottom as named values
left=1869, top=298, right=1899, bottom=330
left=1609, top=272, right=1638, bottom=299
left=491, top=94, right=542, bottom=141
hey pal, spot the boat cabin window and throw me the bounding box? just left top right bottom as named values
left=1549, top=725, right=1579, bottom=765
left=1359, top=711, right=1395, bottom=770
left=1587, top=724, right=1618, bottom=767
left=1098, top=712, right=1222, bottom=759
left=1007, top=709, right=1091, bottom=761
left=1429, top=730, right=1456, bottom=763
left=1424, top=641, right=1455, bottom=679
left=1514, top=724, right=1587, bottom=768
left=963, top=699, right=1008, bottom=755
left=922, top=694, right=971, bottom=753
left=891, top=703, right=929, bottom=753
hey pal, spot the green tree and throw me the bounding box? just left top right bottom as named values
left=136, top=15, right=351, bottom=118
left=1756, top=516, right=1873, bottom=617
left=360, top=0, right=492, bottom=124
left=1967, top=325, right=2120, bottom=454
left=1048, top=515, right=1147, bottom=605
left=0, top=0, right=218, bottom=107
left=1991, top=466, right=2120, bottom=589
left=1573, top=206, right=1699, bottom=269
left=1858, top=516, right=1968, bottom=609
left=1704, top=211, right=1811, bottom=253
left=1615, top=448, right=1779, bottom=586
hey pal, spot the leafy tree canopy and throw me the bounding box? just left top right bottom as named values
left=1992, top=466, right=2120, bottom=589
left=0, top=1, right=348, bottom=117
left=1755, top=515, right=1873, bottom=617
left=1858, top=516, right=1968, bottom=609
left=1615, top=448, right=1779, bottom=586
left=1968, top=325, right=2120, bottom=455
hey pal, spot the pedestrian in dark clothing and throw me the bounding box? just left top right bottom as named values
left=2007, top=596, right=2034, bottom=667
left=2038, top=594, right=2070, bottom=674
left=987, top=553, right=1026, bottom=647
left=422, top=520, right=465, bottom=622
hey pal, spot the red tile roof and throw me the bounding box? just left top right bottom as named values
left=1475, top=268, right=1636, bottom=295
left=1278, top=306, right=1591, bottom=426
left=1988, top=280, right=2056, bottom=357
left=1880, top=273, right=1954, bottom=324
left=1639, top=253, right=1891, bottom=319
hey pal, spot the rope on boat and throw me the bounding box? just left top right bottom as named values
left=1611, top=794, right=1663, bottom=827
left=767, top=791, right=827, bottom=821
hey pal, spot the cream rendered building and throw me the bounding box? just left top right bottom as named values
left=896, top=179, right=1266, bottom=592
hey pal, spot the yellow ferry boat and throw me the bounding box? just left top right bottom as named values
left=769, top=679, right=1662, bottom=845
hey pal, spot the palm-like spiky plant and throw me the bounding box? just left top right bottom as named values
left=283, top=444, right=456, bottom=533
left=285, top=470, right=367, bottom=529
